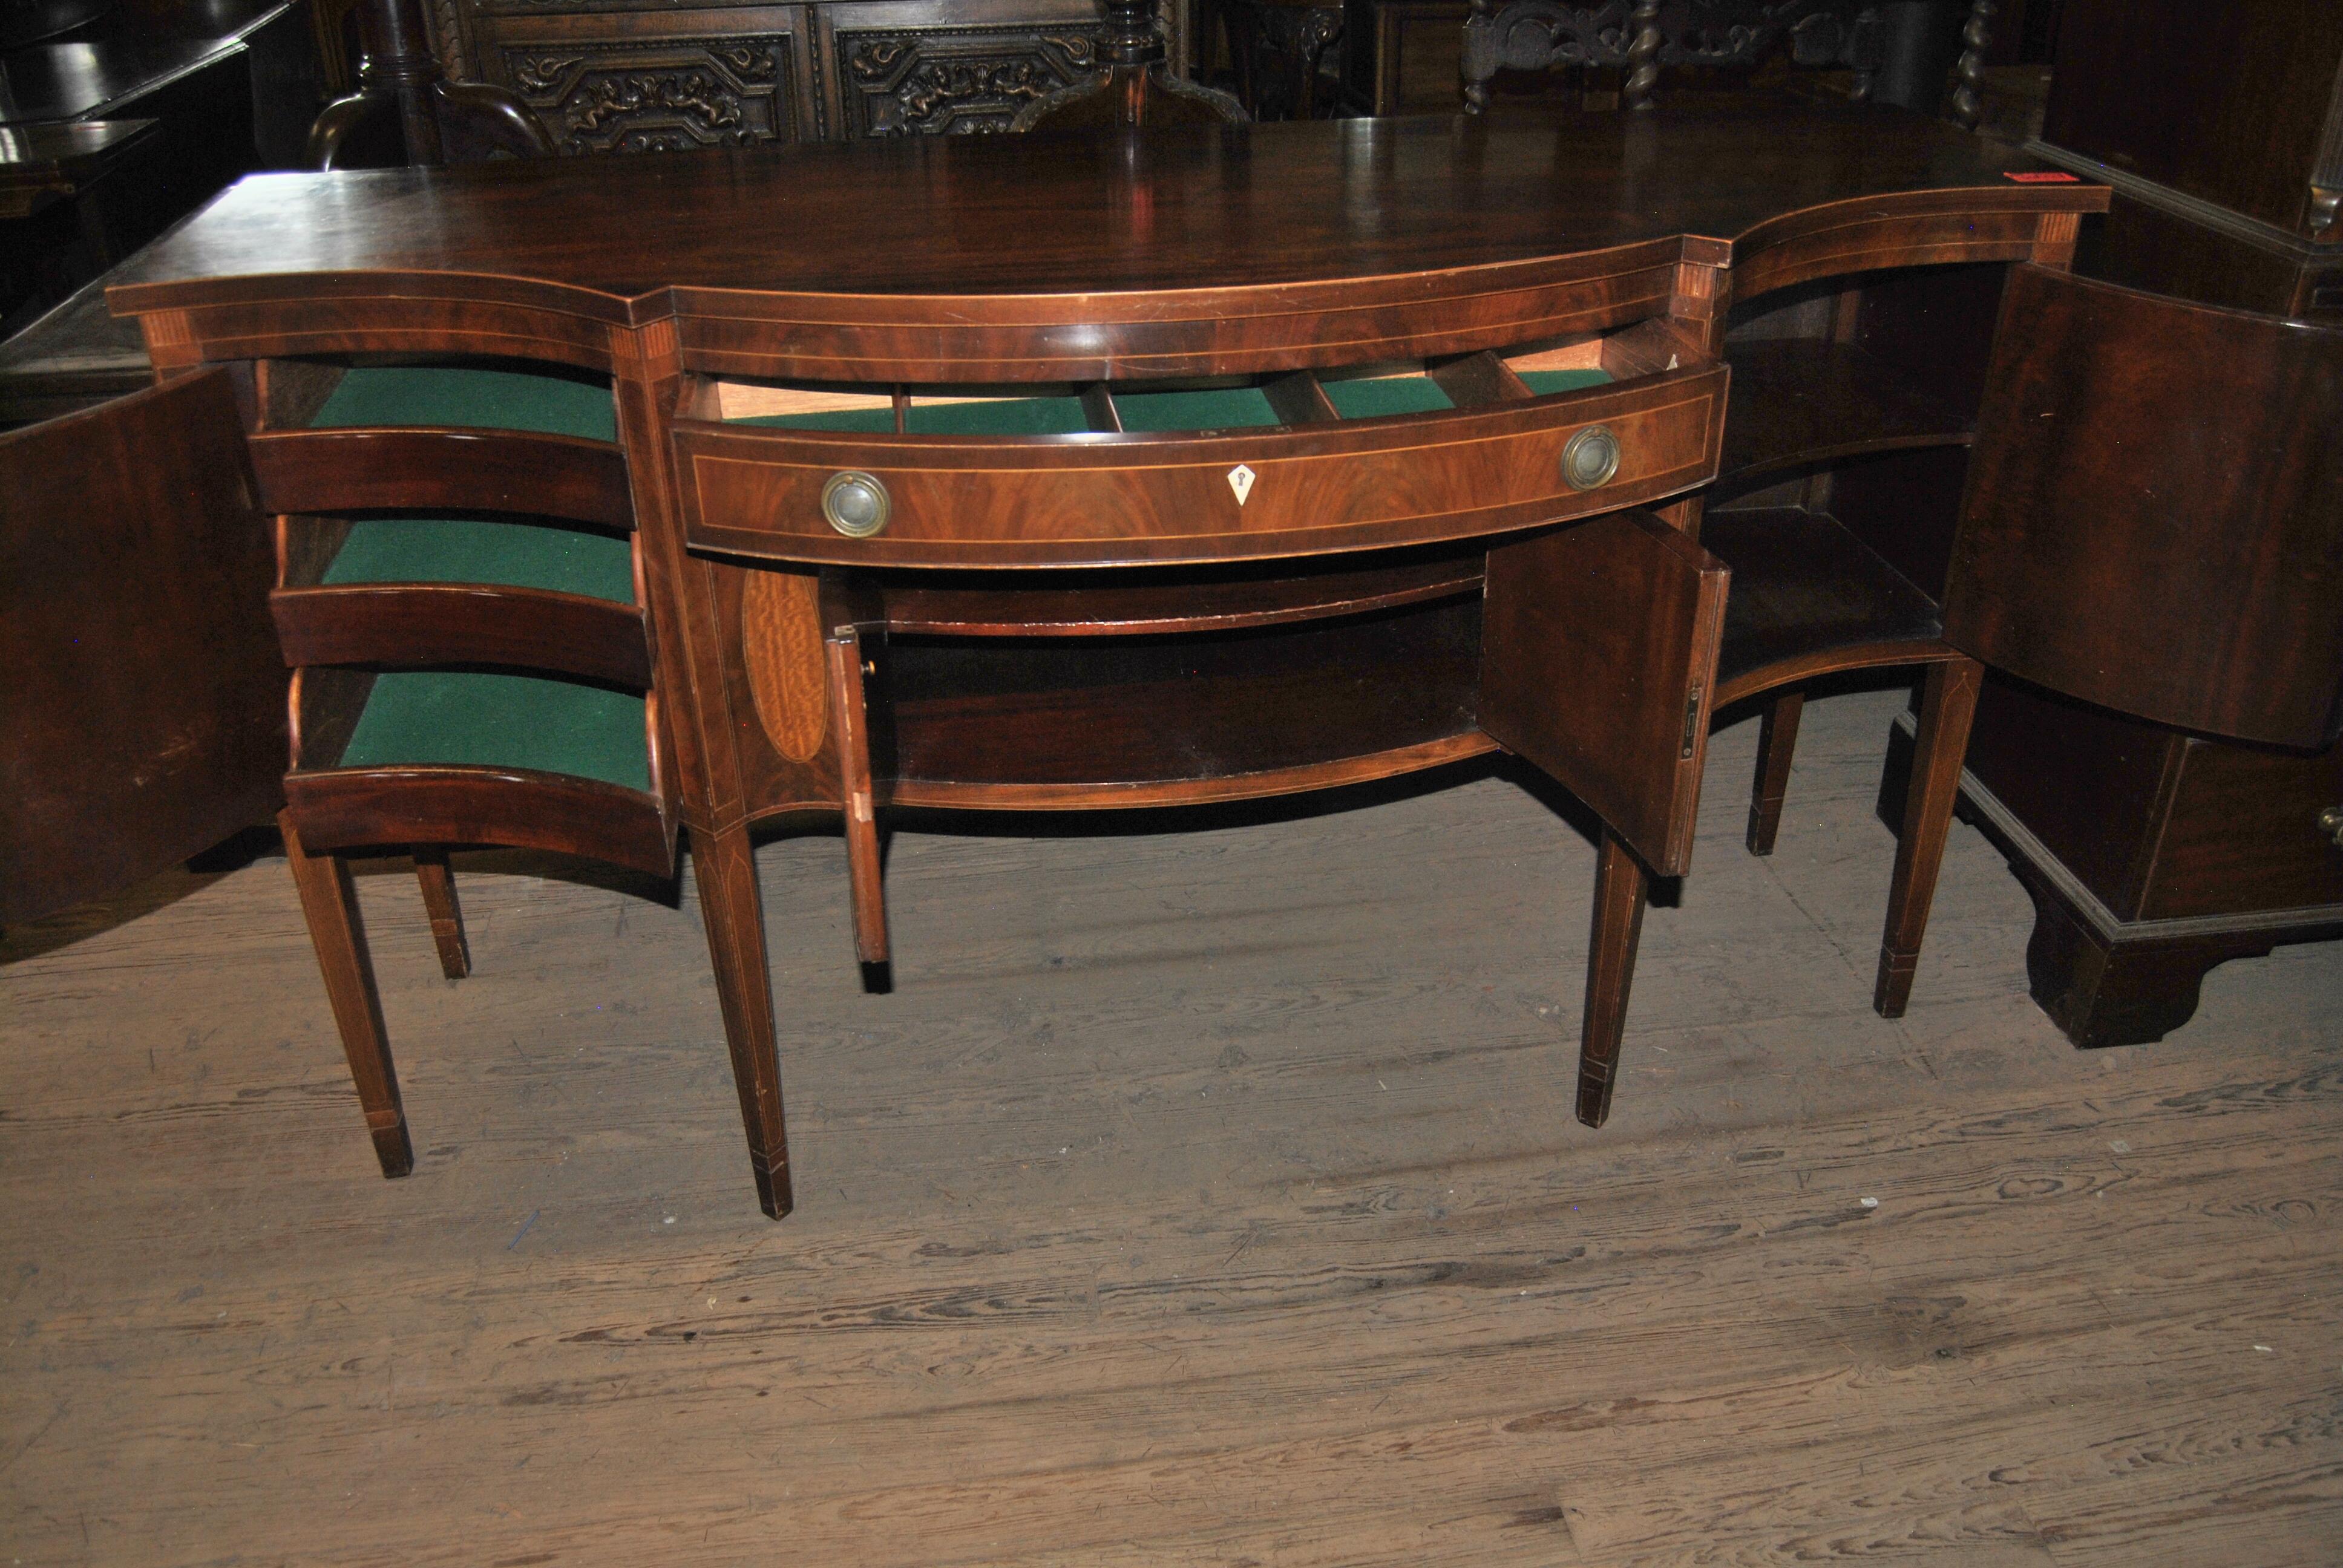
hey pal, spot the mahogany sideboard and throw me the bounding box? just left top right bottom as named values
left=1, top=102, right=2105, bottom=1215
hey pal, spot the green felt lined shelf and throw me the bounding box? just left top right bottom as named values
left=912, top=398, right=1088, bottom=435
left=1113, top=386, right=1282, bottom=431
left=741, top=406, right=897, bottom=433
left=307, top=367, right=634, bottom=604
left=742, top=397, right=1092, bottom=435
left=322, top=518, right=635, bottom=604
left=1517, top=368, right=1614, bottom=396
left=313, top=366, right=618, bottom=442
left=1322, top=376, right=1454, bottom=418
left=336, top=671, right=650, bottom=794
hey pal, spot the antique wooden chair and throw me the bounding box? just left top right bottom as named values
left=1575, top=263, right=2343, bottom=1125
left=1204, top=0, right=1344, bottom=120
left=1009, top=0, right=1248, bottom=128
left=308, top=0, right=552, bottom=167
left=1461, top=0, right=1999, bottom=126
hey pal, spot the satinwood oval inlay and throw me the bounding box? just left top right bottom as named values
left=741, top=569, right=828, bottom=762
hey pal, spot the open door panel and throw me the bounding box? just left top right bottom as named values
left=1479, top=511, right=1729, bottom=877
left=2, top=368, right=286, bottom=924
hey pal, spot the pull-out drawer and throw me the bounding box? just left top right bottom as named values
left=673, top=339, right=1726, bottom=568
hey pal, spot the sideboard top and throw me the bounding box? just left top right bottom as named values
left=106, top=99, right=2106, bottom=328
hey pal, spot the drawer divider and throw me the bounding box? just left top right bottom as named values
left=1430, top=351, right=1535, bottom=407
left=1262, top=371, right=1338, bottom=425
left=1080, top=384, right=1124, bottom=432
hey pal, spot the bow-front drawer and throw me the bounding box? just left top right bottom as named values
left=672, top=352, right=1727, bottom=569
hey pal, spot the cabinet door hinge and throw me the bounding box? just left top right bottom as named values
left=1680, top=682, right=1704, bottom=759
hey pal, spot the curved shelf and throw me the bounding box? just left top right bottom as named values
left=870, top=554, right=1484, bottom=638
left=329, top=668, right=650, bottom=787
left=1718, top=339, right=1975, bottom=489
left=271, top=584, right=651, bottom=689
left=882, top=595, right=1486, bottom=797
left=888, top=733, right=1500, bottom=811
left=1702, top=507, right=1962, bottom=707
left=284, top=763, right=672, bottom=876
left=309, top=364, right=617, bottom=440
left=250, top=428, right=633, bottom=528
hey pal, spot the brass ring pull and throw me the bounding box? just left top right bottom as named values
left=822, top=471, right=891, bottom=538
left=1561, top=425, right=1623, bottom=492
left=2318, top=805, right=2343, bottom=851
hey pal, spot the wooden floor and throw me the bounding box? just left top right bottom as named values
left=5, top=688, right=2341, bottom=1567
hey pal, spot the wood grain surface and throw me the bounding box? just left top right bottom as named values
left=3, top=689, right=2339, bottom=1566
left=97, top=102, right=2103, bottom=384
left=673, top=368, right=1725, bottom=567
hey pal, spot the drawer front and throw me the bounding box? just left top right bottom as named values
left=2144, top=736, right=2343, bottom=920
left=675, top=365, right=1726, bottom=567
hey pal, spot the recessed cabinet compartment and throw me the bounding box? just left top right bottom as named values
left=258, top=360, right=674, bottom=875
left=281, top=664, right=673, bottom=876
left=877, top=592, right=1493, bottom=808
left=258, top=361, right=655, bottom=693
left=672, top=322, right=1726, bottom=567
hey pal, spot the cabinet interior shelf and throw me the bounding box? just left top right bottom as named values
left=1719, top=339, right=1975, bottom=489
left=1704, top=506, right=1946, bottom=705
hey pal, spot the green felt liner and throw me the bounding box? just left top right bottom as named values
left=308, top=367, right=631, bottom=601
left=740, top=397, right=1092, bottom=435
left=312, top=365, right=618, bottom=442
left=741, top=406, right=899, bottom=433
left=1516, top=368, right=1615, bottom=395
left=1112, top=386, right=1282, bottom=431
left=913, top=397, right=1090, bottom=435
left=321, top=517, right=635, bottom=604
left=336, top=671, right=651, bottom=794
left=1322, top=376, right=1455, bottom=418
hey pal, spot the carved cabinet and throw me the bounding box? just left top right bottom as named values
left=428, top=0, right=1170, bottom=149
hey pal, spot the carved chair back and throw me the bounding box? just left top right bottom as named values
left=1943, top=264, right=2343, bottom=751
left=1462, top=0, right=1996, bottom=125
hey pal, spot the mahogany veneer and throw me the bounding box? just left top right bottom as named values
left=0, top=101, right=2108, bottom=1215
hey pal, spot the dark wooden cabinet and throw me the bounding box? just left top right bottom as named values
left=1929, top=0, right=2343, bottom=1048
left=468, top=10, right=822, bottom=150
left=428, top=0, right=1177, bottom=146
left=2028, top=0, right=2343, bottom=318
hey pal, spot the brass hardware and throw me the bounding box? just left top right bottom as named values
left=2319, top=805, right=2343, bottom=850
left=1680, top=682, right=1703, bottom=759
left=822, top=471, right=890, bottom=538
left=1561, top=425, right=1622, bottom=491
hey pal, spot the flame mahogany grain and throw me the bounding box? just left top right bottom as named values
left=18, top=102, right=2110, bottom=1212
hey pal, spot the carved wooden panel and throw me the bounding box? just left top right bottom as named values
left=494, top=34, right=804, bottom=151
left=438, top=0, right=1194, bottom=146
left=836, top=25, right=1098, bottom=134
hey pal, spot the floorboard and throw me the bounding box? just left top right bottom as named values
left=4, top=688, right=2338, bottom=1566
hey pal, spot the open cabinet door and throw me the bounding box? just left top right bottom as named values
left=1, top=368, right=286, bottom=924
left=1479, top=510, right=1729, bottom=878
